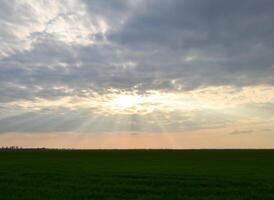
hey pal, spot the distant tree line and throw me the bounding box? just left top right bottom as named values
left=0, top=146, right=21, bottom=150
left=0, top=146, right=76, bottom=151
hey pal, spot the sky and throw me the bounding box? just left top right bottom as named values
left=0, top=0, right=274, bottom=149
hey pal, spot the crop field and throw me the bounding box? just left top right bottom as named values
left=0, top=150, right=274, bottom=199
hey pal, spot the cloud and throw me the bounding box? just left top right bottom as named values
left=108, top=0, right=274, bottom=89
left=229, top=130, right=254, bottom=135
left=0, top=0, right=274, bottom=141
left=1, top=0, right=274, bottom=96
left=0, top=0, right=110, bottom=58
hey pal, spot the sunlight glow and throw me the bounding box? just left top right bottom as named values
left=7, top=86, right=274, bottom=115
left=111, top=95, right=141, bottom=109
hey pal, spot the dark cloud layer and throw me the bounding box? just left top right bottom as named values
left=109, top=0, right=274, bottom=89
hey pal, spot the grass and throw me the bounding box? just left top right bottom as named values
left=0, top=150, right=274, bottom=199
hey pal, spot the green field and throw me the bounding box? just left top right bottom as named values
left=0, top=150, right=274, bottom=199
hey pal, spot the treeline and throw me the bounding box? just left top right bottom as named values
left=0, top=146, right=74, bottom=151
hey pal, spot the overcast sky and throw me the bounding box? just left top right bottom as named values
left=1, top=0, right=274, bottom=148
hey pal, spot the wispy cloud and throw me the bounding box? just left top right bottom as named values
left=229, top=130, right=254, bottom=135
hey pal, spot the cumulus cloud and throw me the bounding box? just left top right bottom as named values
left=0, top=0, right=111, bottom=58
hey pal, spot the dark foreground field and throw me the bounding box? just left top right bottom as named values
left=0, top=150, right=274, bottom=200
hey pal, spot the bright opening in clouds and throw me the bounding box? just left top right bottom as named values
left=1, top=0, right=274, bottom=149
